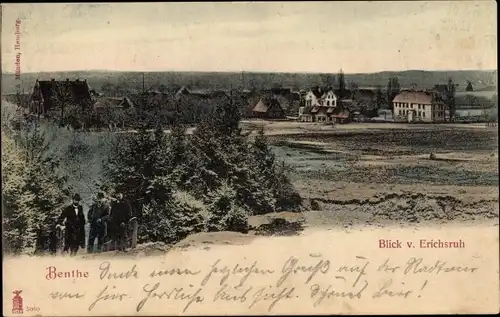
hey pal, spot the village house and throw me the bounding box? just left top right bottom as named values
left=252, top=97, right=285, bottom=119
left=92, top=96, right=135, bottom=129
left=174, top=86, right=229, bottom=100
left=393, top=90, right=447, bottom=122
left=30, top=78, right=93, bottom=115
left=298, top=87, right=338, bottom=122
left=93, top=96, right=135, bottom=112
left=304, top=87, right=338, bottom=108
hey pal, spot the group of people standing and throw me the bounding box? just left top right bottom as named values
left=56, top=192, right=133, bottom=256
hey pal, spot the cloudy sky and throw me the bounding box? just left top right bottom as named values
left=1, top=2, right=497, bottom=73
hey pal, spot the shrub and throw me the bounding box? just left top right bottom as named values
left=205, top=182, right=250, bottom=233
left=140, top=190, right=206, bottom=244
left=101, top=99, right=301, bottom=245
left=1, top=124, right=70, bottom=254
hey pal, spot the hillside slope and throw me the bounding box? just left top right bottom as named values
left=2, top=69, right=497, bottom=94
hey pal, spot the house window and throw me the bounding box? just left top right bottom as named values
left=422, top=112, right=425, bottom=118
left=327, top=101, right=330, bottom=106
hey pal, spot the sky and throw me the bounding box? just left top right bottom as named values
left=1, top=2, right=497, bottom=74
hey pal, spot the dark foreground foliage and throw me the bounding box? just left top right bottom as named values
left=102, top=101, right=302, bottom=245
left=2, top=104, right=71, bottom=254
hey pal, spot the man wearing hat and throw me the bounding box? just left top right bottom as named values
left=56, top=193, right=86, bottom=256
left=87, top=192, right=110, bottom=253
left=110, top=192, right=132, bottom=252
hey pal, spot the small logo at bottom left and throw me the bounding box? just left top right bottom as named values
left=12, top=290, right=23, bottom=314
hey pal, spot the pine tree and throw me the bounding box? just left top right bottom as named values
left=337, top=69, right=347, bottom=100
left=102, top=127, right=173, bottom=227
left=2, top=124, right=70, bottom=254
left=167, top=122, right=190, bottom=188
left=247, top=127, right=278, bottom=213
left=251, top=127, right=302, bottom=212
left=466, top=80, right=474, bottom=92
left=140, top=190, right=205, bottom=244
left=445, top=78, right=457, bottom=121
left=205, top=182, right=249, bottom=233
left=387, top=77, right=401, bottom=113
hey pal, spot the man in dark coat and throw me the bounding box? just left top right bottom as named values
left=87, top=192, right=110, bottom=253
left=57, top=193, right=86, bottom=256
left=110, top=193, right=132, bottom=252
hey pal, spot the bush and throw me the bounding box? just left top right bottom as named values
left=140, top=190, right=206, bottom=244
left=205, top=182, right=249, bottom=233
left=2, top=124, right=70, bottom=254
left=101, top=99, right=301, bottom=245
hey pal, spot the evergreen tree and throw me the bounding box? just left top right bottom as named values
left=321, top=73, right=335, bottom=91
left=100, top=96, right=303, bottom=245
left=2, top=124, right=70, bottom=254
left=102, top=127, right=173, bottom=227
left=337, top=69, right=347, bottom=100
left=141, top=190, right=205, bottom=244
left=444, top=78, right=457, bottom=121
left=248, top=127, right=278, bottom=213
left=466, top=80, right=474, bottom=92
left=387, top=77, right=401, bottom=113
left=368, top=87, right=386, bottom=117
left=205, top=182, right=249, bottom=233
left=101, top=125, right=205, bottom=244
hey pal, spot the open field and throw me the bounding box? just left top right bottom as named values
left=256, top=121, right=499, bottom=232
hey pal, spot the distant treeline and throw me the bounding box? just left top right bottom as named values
left=2, top=69, right=497, bottom=94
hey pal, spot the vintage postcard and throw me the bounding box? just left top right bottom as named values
left=1, top=1, right=498, bottom=316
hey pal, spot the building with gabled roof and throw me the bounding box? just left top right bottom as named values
left=252, top=97, right=285, bottom=119
left=93, top=96, right=135, bottom=112
left=393, top=90, right=446, bottom=122
left=30, top=78, right=93, bottom=114
left=299, top=87, right=338, bottom=122
left=174, top=86, right=229, bottom=100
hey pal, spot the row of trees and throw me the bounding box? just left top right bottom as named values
left=49, top=90, right=255, bottom=130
